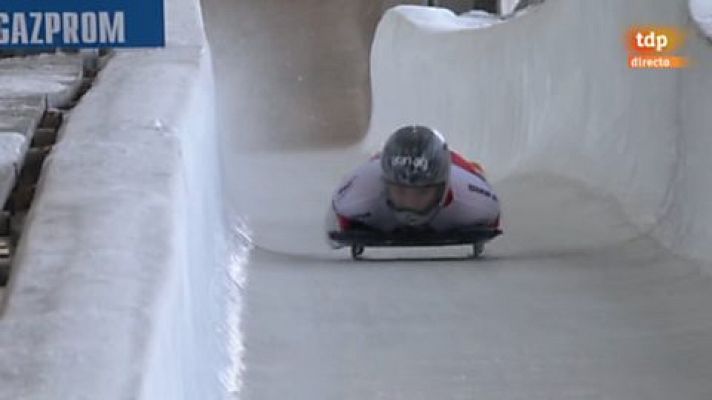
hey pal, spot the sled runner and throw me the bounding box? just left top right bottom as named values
left=329, top=226, right=502, bottom=259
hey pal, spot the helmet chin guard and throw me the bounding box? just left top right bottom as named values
left=386, top=183, right=448, bottom=227
left=392, top=207, right=440, bottom=227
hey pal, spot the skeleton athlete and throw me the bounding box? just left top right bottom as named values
left=328, top=125, right=501, bottom=244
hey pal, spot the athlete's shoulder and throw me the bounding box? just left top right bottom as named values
left=449, top=150, right=487, bottom=181
left=332, top=157, right=383, bottom=217
left=448, top=163, right=499, bottom=204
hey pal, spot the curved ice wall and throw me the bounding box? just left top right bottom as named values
left=368, top=0, right=712, bottom=261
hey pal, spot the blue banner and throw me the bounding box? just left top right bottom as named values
left=0, top=0, right=165, bottom=48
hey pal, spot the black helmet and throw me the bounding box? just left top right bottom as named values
left=381, top=125, right=450, bottom=186
left=381, top=125, right=451, bottom=226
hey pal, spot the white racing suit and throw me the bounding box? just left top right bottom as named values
left=328, top=151, right=501, bottom=240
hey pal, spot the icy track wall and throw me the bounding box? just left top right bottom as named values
left=659, top=9, right=712, bottom=262
left=368, top=0, right=712, bottom=261
left=0, top=0, right=232, bottom=398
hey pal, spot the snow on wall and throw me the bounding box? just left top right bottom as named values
left=0, top=54, right=84, bottom=108
left=0, top=0, right=238, bottom=398
left=690, top=0, right=712, bottom=39
left=367, top=0, right=707, bottom=251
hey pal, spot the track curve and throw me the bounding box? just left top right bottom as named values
left=202, top=1, right=712, bottom=399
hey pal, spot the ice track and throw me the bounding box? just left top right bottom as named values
left=201, top=0, right=712, bottom=399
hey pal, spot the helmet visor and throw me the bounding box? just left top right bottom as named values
left=386, top=183, right=444, bottom=215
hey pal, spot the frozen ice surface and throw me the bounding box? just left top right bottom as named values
left=203, top=0, right=712, bottom=399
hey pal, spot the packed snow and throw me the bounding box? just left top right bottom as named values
left=0, top=54, right=84, bottom=107
left=691, top=0, right=712, bottom=39
left=0, top=66, right=70, bottom=215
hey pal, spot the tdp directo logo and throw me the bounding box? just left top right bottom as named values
left=626, top=26, right=688, bottom=69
